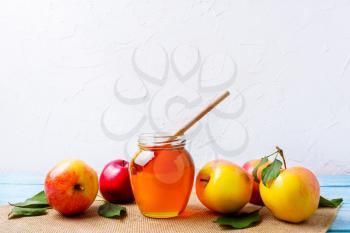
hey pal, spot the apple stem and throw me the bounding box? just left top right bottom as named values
left=276, top=146, right=287, bottom=169
left=266, top=151, right=279, bottom=158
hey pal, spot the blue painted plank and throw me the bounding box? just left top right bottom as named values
left=328, top=231, right=350, bottom=233
left=328, top=203, right=350, bottom=231
left=318, top=176, right=350, bottom=187
left=0, top=184, right=44, bottom=204
left=321, top=186, right=350, bottom=204
left=320, top=178, right=350, bottom=232
left=0, top=172, right=44, bottom=185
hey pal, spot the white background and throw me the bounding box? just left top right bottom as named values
left=1, top=0, right=350, bottom=175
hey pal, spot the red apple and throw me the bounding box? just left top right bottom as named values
left=242, top=159, right=269, bottom=205
left=99, top=159, right=134, bottom=203
left=45, top=159, right=98, bottom=215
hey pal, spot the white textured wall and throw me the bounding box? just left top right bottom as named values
left=1, top=0, right=350, bottom=175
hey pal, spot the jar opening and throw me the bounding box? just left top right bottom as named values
left=138, top=133, right=186, bottom=150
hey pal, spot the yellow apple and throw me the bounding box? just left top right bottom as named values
left=196, top=160, right=253, bottom=214
left=259, top=166, right=320, bottom=223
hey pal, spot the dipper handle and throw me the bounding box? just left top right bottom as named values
left=173, top=90, right=230, bottom=136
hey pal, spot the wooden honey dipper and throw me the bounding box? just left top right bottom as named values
left=173, top=90, right=230, bottom=137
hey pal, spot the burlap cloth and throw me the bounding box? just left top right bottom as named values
left=0, top=194, right=337, bottom=233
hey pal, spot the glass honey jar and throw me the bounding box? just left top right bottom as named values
left=129, top=133, right=195, bottom=218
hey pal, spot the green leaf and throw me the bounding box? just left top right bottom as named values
left=98, top=202, right=126, bottom=219
left=214, top=210, right=261, bottom=229
left=10, top=191, right=50, bottom=208
left=8, top=191, right=50, bottom=219
left=319, top=196, right=343, bottom=208
left=261, top=159, right=282, bottom=186
left=252, top=157, right=268, bottom=182
left=8, top=207, right=48, bottom=219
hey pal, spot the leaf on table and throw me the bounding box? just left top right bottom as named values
left=98, top=202, right=126, bottom=219
left=8, top=191, right=50, bottom=219
left=214, top=210, right=261, bottom=229
left=10, top=191, right=50, bottom=208
left=319, top=196, right=343, bottom=208
left=252, top=157, right=268, bottom=182
left=261, top=159, right=282, bottom=186
left=8, top=207, right=48, bottom=219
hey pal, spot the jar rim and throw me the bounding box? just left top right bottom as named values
left=138, top=133, right=186, bottom=149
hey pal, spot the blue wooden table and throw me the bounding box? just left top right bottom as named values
left=0, top=174, right=349, bottom=232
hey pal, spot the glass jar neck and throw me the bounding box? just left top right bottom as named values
left=138, top=133, right=186, bottom=150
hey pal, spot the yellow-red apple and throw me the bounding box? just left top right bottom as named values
left=259, top=166, right=320, bottom=223
left=242, top=159, right=269, bottom=205
left=45, top=159, right=98, bottom=215
left=196, top=160, right=253, bottom=214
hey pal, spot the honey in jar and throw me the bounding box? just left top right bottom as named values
left=130, top=133, right=194, bottom=218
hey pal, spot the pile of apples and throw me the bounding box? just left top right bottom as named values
left=196, top=151, right=320, bottom=223
left=45, top=148, right=320, bottom=224
left=44, top=159, right=134, bottom=215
